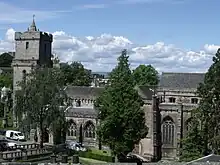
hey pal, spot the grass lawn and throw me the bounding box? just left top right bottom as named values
left=79, top=157, right=107, bottom=164
left=89, top=148, right=111, bottom=156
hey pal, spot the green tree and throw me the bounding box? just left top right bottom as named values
left=15, top=67, right=67, bottom=148
left=182, top=48, right=220, bottom=158
left=60, top=62, right=92, bottom=86
left=180, top=114, right=204, bottom=162
left=95, top=49, right=148, bottom=159
left=0, top=74, right=13, bottom=88
left=133, top=64, right=159, bottom=86
left=0, top=53, right=13, bottom=67
left=196, top=48, right=220, bottom=154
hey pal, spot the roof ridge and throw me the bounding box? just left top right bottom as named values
left=162, top=72, right=205, bottom=75
left=66, top=85, right=104, bottom=89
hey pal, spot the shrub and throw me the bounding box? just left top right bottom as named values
left=75, top=150, right=114, bottom=162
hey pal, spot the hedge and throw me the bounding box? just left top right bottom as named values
left=75, top=150, right=115, bottom=162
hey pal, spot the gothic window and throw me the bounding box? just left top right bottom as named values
left=169, top=97, right=176, bottom=103
left=84, top=121, right=95, bottom=138
left=68, top=121, right=77, bottom=137
left=26, top=42, right=29, bottom=49
left=191, top=98, right=198, bottom=104
left=76, top=100, right=81, bottom=107
left=162, top=116, right=175, bottom=146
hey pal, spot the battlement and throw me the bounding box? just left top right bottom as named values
left=14, top=31, right=41, bottom=40
left=40, top=32, right=53, bottom=42
left=15, top=31, right=53, bottom=42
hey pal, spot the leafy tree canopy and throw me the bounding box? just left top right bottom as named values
left=0, top=74, right=12, bottom=88
left=180, top=114, right=204, bottom=162
left=196, top=48, right=220, bottom=154
left=95, top=49, right=148, bottom=158
left=15, top=67, right=67, bottom=147
left=60, top=62, right=92, bottom=86
left=0, top=53, right=13, bottom=67
left=133, top=64, right=159, bottom=86
left=181, top=48, right=220, bottom=160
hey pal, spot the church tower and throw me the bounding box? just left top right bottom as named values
left=12, top=16, right=53, bottom=90
left=12, top=16, right=53, bottom=125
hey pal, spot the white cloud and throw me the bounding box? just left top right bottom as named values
left=0, top=28, right=218, bottom=73
left=204, top=44, right=220, bottom=54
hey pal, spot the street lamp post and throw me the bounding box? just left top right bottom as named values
left=1, top=86, right=11, bottom=128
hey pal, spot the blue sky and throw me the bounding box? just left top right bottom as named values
left=2, top=0, right=217, bottom=49
left=0, top=0, right=218, bottom=72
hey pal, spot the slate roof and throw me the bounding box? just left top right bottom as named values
left=64, top=86, right=104, bottom=99
left=136, top=85, right=156, bottom=100
left=159, top=72, right=205, bottom=89
left=65, top=107, right=97, bottom=118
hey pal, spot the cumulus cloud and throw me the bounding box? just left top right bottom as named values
left=0, top=28, right=218, bottom=73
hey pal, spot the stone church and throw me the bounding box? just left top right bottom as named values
left=12, top=19, right=205, bottom=161
left=64, top=73, right=204, bottom=161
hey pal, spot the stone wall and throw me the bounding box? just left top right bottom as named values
left=137, top=100, right=154, bottom=159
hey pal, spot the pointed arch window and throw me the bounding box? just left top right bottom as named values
left=162, top=116, right=175, bottom=146
left=84, top=121, right=95, bottom=138
left=68, top=121, right=77, bottom=137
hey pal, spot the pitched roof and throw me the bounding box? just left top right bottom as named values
left=136, top=85, right=155, bottom=100
left=159, top=72, right=205, bottom=89
left=65, top=107, right=97, bottom=118
left=64, top=86, right=104, bottom=99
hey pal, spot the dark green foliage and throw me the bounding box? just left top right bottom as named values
left=77, top=150, right=115, bottom=162
left=60, top=62, right=92, bottom=86
left=133, top=64, right=159, bottom=86
left=95, top=49, right=148, bottom=157
left=181, top=48, right=220, bottom=160
left=0, top=53, right=13, bottom=67
left=15, top=67, right=67, bottom=147
left=0, top=74, right=12, bottom=88
left=196, top=48, right=220, bottom=153
left=180, top=115, right=204, bottom=162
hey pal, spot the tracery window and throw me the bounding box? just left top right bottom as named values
left=84, top=121, right=95, bottom=138
left=68, top=122, right=77, bottom=136
left=162, top=116, right=175, bottom=146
